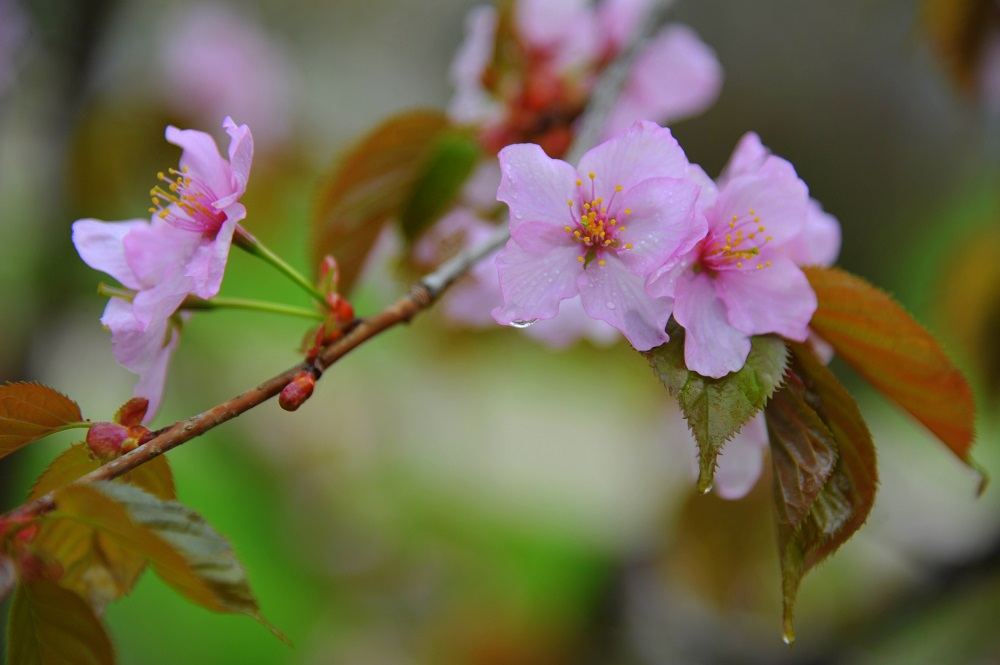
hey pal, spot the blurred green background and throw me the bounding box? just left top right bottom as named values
left=2, top=0, right=1000, bottom=663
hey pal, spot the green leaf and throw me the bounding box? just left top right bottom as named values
left=27, top=444, right=176, bottom=612
left=766, top=343, right=877, bottom=644
left=644, top=324, right=788, bottom=493
left=804, top=266, right=976, bottom=465
left=50, top=483, right=285, bottom=642
left=311, top=109, right=454, bottom=294
left=0, top=383, right=85, bottom=460
left=7, top=579, right=115, bottom=665
left=398, top=130, right=481, bottom=243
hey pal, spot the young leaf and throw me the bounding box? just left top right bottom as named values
left=28, top=443, right=175, bottom=501
left=311, top=109, right=453, bottom=294
left=804, top=266, right=975, bottom=464
left=0, top=383, right=85, bottom=460
left=644, top=324, right=788, bottom=493
left=398, top=129, right=481, bottom=243
left=7, top=579, right=116, bottom=665
left=50, top=483, right=285, bottom=641
left=766, top=343, right=878, bottom=644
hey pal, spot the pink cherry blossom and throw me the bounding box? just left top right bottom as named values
left=647, top=137, right=820, bottom=378
left=492, top=121, right=705, bottom=350
left=150, top=116, right=253, bottom=299
left=72, top=217, right=201, bottom=419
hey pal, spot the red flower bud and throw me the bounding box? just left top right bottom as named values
left=279, top=372, right=316, bottom=412
left=86, top=422, right=130, bottom=460
left=325, top=292, right=354, bottom=324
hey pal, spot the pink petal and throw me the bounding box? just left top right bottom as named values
left=72, top=219, right=146, bottom=290
left=129, top=268, right=191, bottom=330
left=604, top=24, right=722, bottom=136
left=516, top=0, right=596, bottom=69
left=686, top=163, right=719, bottom=212
left=186, top=215, right=239, bottom=299
left=122, top=217, right=198, bottom=289
left=492, top=223, right=582, bottom=325
left=165, top=125, right=233, bottom=200
left=781, top=198, right=841, bottom=267
left=497, top=143, right=580, bottom=233
left=644, top=247, right=697, bottom=300
left=524, top=295, right=619, bottom=348
left=577, top=253, right=672, bottom=350
left=597, top=0, right=654, bottom=50
left=578, top=121, right=691, bottom=194
left=716, top=257, right=816, bottom=341
left=713, top=413, right=768, bottom=499
left=223, top=116, right=253, bottom=197
left=673, top=270, right=751, bottom=378
left=447, top=6, right=504, bottom=125
left=615, top=176, right=704, bottom=275
left=711, top=155, right=809, bottom=247
left=718, top=131, right=768, bottom=184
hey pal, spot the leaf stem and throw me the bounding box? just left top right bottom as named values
left=181, top=297, right=326, bottom=321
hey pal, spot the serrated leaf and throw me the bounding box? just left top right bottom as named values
left=398, top=130, right=481, bottom=243
left=311, top=109, right=453, bottom=294
left=804, top=266, right=975, bottom=464
left=0, top=383, right=85, bottom=460
left=27, top=444, right=176, bottom=612
left=7, top=579, right=116, bottom=665
left=50, top=483, right=284, bottom=642
left=766, top=343, right=877, bottom=644
left=644, top=325, right=788, bottom=493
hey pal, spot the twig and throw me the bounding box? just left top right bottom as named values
left=0, top=0, right=676, bottom=525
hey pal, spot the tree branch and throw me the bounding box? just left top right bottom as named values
left=1, top=0, right=677, bottom=525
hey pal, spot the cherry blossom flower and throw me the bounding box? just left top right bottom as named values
left=646, top=134, right=825, bottom=378
left=447, top=0, right=721, bottom=156
left=492, top=121, right=705, bottom=350
left=149, top=116, right=253, bottom=299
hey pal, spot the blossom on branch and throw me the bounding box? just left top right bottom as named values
left=647, top=133, right=832, bottom=378
left=72, top=118, right=254, bottom=418
left=448, top=0, right=722, bottom=156
left=492, top=121, right=704, bottom=350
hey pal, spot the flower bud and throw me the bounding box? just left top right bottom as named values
left=86, top=422, right=130, bottom=460
left=279, top=371, right=316, bottom=412
left=325, top=292, right=354, bottom=324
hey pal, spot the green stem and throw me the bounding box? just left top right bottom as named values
left=181, top=297, right=326, bottom=321
left=234, top=231, right=328, bottom=307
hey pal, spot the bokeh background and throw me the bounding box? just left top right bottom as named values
left=2, top=0, right=1000, bottom=663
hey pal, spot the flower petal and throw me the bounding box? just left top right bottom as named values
left=72, top=219, right=146, bottom=290
left=711, top=154, right=809, bottom=247
left=577, top=253, right=672, bottom=350
left=716, top=257, right=816, bottom=341
left=673, top=270, right=751, bottom=378
left=578, top=121, right=691, bottom=193
left=524, top=295, right=619, bottom=349
left=616, top=176, right=705, bottom=275
left=604, top=25, right=722, bottom=136
left=497, top=143, right=580, bottom=233
left=718, top=131, right=769, bottom=184
left=780, top=198, right=841, bottom=267
left=492, top=223, right=582, bottom=325
left=713, top=413, right=768, bottom=499
left=186, top=214, right=240, bottom=299
left=223, top=116, right=253, bottom=198
left=165, top=124, right=232, bottom=200
left=447, top=5, right=504, bottom=125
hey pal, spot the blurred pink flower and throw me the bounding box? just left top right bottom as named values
left=447, top=0, right=721, bottom=154
left=493, top=121, right=704, bottom=350
left=647, top=135, right=819, bottom=378
left=158, top=4, right=296, bottom=150
left=151, top=116, right=253, bottom=299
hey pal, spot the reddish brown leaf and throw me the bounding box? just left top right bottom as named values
left=804, top=266, right=975, bottom=463
left=0, top=383, right=85, bottom=460
left=766, top=344, right=878, bottom=644
left=311, top=109, right=453, bottom=294
left=7, top=579, right=116, bottom=665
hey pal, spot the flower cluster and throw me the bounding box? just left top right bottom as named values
left=72, top=117, right=253, bottom=419
left=449, top=0, right=722, bottom=155
left=492, top=121, right=839, bottom=375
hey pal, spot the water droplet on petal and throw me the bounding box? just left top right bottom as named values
left=605, top=302, right=616, bottom=310
left=509, top=319, right=538, bottom=329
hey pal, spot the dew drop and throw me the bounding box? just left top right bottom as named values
left=509, top=319, right=538, bottom=329
left=699, top=481, right=714, bottom=495
left=782, top=633, right=794, bottom=646
left=605, top=301, right=616, bottom=310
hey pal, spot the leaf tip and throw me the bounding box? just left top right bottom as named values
left=782, top=615, right=796, bottom=646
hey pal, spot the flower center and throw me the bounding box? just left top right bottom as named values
left=563, top=172, right=633, bottom=266
left=702, top=207, right=773, bottom=272
left=149, top=167, right=226, bottom=236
